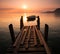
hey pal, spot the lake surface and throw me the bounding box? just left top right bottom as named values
left=0, top=13, right=60, bottom=54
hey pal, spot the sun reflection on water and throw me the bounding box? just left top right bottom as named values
left=23, top=13, right=27, bottom=26
left=23, top=13, right=27, bottom=22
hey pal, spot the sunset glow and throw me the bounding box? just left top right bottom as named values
left=22, top=5, right=27, bottom=9
left=0, top=0, right=60, bottom=12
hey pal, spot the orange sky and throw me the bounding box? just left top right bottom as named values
left=0, top=0, right=60, bottom=12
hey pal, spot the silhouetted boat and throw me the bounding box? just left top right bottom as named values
left=27, top=15, right=36, bottom=21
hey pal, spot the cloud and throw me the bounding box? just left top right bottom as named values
left=0, top=8, right=14, bottom=10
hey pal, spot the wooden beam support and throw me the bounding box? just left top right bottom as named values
left=44, top=24, right=49, bottom=42
left=9, top=24, right=15, bottom=44
left=37, top=16, right=40, bottom=30
left=20, top=16, right=24, bottom=30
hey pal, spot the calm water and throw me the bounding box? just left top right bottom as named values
left=0, top=13, right=60, bottom=54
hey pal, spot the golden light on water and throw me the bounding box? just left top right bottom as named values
left=23, top=13, right=27, bottom=26
left=23, top=15, right=27, bottom=22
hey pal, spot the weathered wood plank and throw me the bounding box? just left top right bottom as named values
left=7, top=47, right=45, bottom=52
left=38, top=31, right=51, bottom=54
left=7, top=51, right=46, bottom=54
left=34, top=26, right=43, bottom=45
left=13, top=27, right=25, bottom=54
left=25, top=26, right=31, bottom=49
left=13, top=27, right=24, bottom=47
left=20, top=26, right=29, bottom=45
left=33, top=26, right=37, bottom=46
left=35, top=26, right=51, bottom=54
left=7, top=52, right=46, bottom=54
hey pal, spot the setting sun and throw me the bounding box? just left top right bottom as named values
left=22, top=5, right=27, bottom=9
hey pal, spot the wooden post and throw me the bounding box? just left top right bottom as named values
left=37, top=16, right=40, bottom=30
left=20, top=16, right=24, bottom=30
left=44, top=24, right=49, bottom=42
left=9, top=24, right=15, bottom=44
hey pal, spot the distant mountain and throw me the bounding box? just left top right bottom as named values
left=44, top=11, right=53, bottom=13
left=54, top=8, right=60, bottom=13
left=44, top=8, right=60, bottom=13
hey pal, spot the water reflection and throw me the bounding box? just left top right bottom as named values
left=23, top=13, right=27, bottom=26
left=23, top=13, right=27, bottom=22
left=54, top=13, right=60, bottom=17
left=0, top=13, right=60, bottom=54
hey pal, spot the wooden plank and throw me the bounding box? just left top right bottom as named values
left=18, top=47, right=45, bottom=52
left=34, top=26, right=43, bottom=45
left=35, top=26, right=51, bottom=54
left=13, top=27, right=24, bottom=47
left=20, top=26, right=29, bottom=45
left=7, top=47, right=45, bottom=52
left=38, top=30, right=51, bottom=54
left=33, top=26, right=37, bottom=46
left=13, top=27, right=25, bottom=54
left=25, top=26, right=31, bottom=49
left=7, top=52, right=46, bottom=54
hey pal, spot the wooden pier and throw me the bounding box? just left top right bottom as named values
left=7, top=16, right=51, bottom=54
